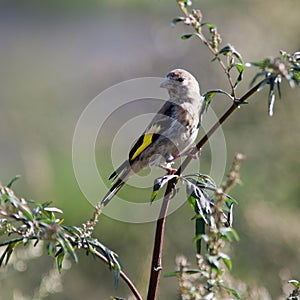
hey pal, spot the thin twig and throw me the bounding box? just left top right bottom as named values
left=177, top=0, right=237, bottom=98
left=93, top=249, right=143, bottom=300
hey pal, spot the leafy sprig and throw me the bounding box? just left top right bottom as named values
left=161, top=153, right=244, bottom=299
left=0, top=177, right=143, bottom=299
left=247, top=51, right=300, bottom=115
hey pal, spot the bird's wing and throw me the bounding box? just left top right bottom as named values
left=128, top=101, right=178, bottom=163
left=108, top=102, right=175, bottom=181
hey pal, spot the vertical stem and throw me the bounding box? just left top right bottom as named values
left=147, top=192, right=173, bottom=300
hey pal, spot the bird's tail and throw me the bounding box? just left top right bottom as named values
left=101, top=162, right=132, bottom=207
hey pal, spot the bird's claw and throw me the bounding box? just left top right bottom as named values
left=159, top=162, right=177, bottom=174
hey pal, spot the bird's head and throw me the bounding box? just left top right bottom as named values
left=160, top=69, right=200, bottom=99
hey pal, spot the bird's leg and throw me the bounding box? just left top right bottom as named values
left=174, top=146, right=202, bottom=160
left=159, top=161, right=177, bottom=174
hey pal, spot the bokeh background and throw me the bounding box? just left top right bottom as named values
left=1, top=0, right=299, bottom=299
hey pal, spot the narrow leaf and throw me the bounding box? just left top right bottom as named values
left=164, top=271, right=180, bottom=278
left=44, top=207, right=63, bottom=214
left=195, top=218, right=205, bottom=254
left=181, top=33, right=204, bottom=42
left=171, top=17, right=186, bottom=26
left=6, top=175, right=21, bottom=188
left=288, top=280, right=300, bottom=288
left=203, top=89, right=234, bottom=107
left=221, top=285, right=242, bottom=299
left=58, top=233, right=78, bottom=263
left=205, top=23, right=216, bottom=29
left=219, top=252, right=232, bottom=270
left=57, top=252, right=64, bottom=273
left=234, top=63, right=244, bottom=88
left=268, top=85, right=276, bottom=116
left=181, top=34, right=194, bottom=40
left=151, top=175, right=178, bottom=202
left=20, top=205, right=33, bottom=221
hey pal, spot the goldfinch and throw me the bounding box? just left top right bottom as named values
left=101, top=69, right=205, bottom=206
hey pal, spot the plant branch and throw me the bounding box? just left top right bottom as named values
left=177, top=0, right=237, bottom=98
left=146, top=77, right=267, bottom=300
left=93, top=249, right=143, bottom=300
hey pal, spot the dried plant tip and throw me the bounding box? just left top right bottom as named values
left=192, top=9, right=202, bottom=21
left=176, top=255, right=189, bottom=268
left=209, top=26, right=222, bottom=50
left=235, top=152, right=246, bottom=162
left=222, top=153, right=245, bottom=192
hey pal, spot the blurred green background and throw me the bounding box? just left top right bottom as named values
left=0, top=0, right=299, bottom=299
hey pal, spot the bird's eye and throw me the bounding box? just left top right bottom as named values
left=177, top=77, right=185, bottom=82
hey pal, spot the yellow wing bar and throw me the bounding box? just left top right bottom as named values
left=129, top=124, right=161, bottom=162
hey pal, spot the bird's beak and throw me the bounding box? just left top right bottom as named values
left=160, top=78, right=170, bottom=88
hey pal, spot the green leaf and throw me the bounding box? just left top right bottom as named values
left=220, top=227, right=240, bottom=242
left=225, top=195, right=238, bottom=207
left=164, top=271, right=180, bottom=278
left=218, top=45, right=234, bottom=56
left=185, top=269, right=202, bottom=275
left=90, top=238, right=122, bottom=272
left=232, top=48, right=244, bottom=65
left=234, top=63, right=244, bottom=88
left=187, top=194, right=207, bottom=224
left=171, top=17, right=186, bottom=26
left=195, top=218, right=205, bottom=254
left=20, top=205, right=33, bottom=221
left=205, top=23, right=216, bottom=29
left=114, top=264, right=121, bottom=289
left=0, top=244, right=15, bottom=266
left=184, top=177, right=213, bottom=215
left=150, top=190, right=159, bottom=203
left=6, top=175, right=21, bottom=188
left=57, top=233, right=78, bottom=263
left=203, top=89, right=234, bottom=109
left=246, top=59, right=270, bottom=69
left=219, top=45, right=244, bottom=88
left=288, top=280, right=300, bottom=288
left=219, top=252, right=232, bottom=270
left=206, top=255, right=222, bottom=274
left=181, top=34, right=194, bottom=40
left=204, top=91, right=216, bottom=109
left=181, top=33, right=204, bottom=42
left=88, top=243, right=95, bottom=254
left=221, top=285, right=242, bottom=299
left=150, top=175, right=178, bottom=202
left=194, top=233, right=209, bottom=243
left=47, top=241, right=57, bottom=257
left=57, top=252, right=64, bottom=273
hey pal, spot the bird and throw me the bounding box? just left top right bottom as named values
left=101, top=69, right=205, bottom=207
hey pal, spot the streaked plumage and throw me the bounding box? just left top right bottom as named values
left=101, top=69, right=205, bottom=206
